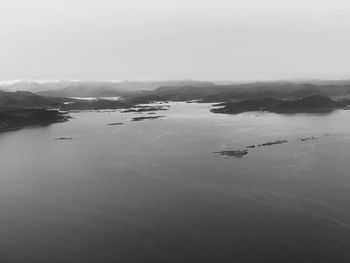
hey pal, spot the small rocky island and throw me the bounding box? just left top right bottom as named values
left=215, top=139, right=289, bottom=158
left=214, top=135, right=327, bottom=159
left=257, top=140, right=288, bottom=146
left=214, top=149, right=248, bottom=158
left=54, top=137, right=73, bottom=140
left=297, top=136, right=317, bottom=141
left=132, top=116, right=165, bottom=121
left=108, top=122, right=124, bottom=126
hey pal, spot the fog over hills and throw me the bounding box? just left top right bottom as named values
left=0, top=80, right=216, bottom=97
left=2, top=79, right=350, bottom=102
left=127, top=81, right=350, bottom=103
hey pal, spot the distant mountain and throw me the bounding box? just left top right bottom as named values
left=0, top=81, right=51, bottom=92
left=0, top=80, right=215, bottom=98
left=4, top=79, right=350, bottom=103
left=37, top=82, right=128, bottom=98
left=140, top=82, right=350, bottom=103
left=211, top=95, right=348, bottom=114
left=36, top=80, right=215, bottom=98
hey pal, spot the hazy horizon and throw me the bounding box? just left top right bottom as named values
left=2, top=77, right=350, bottom=85
left=1, top=0, right=350, bottom=82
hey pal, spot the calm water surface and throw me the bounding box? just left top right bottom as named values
left=1, top=102, right=350, bottom=262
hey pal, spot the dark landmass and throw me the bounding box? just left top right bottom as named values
left=0, top=90, right=71, bottom=131
left=54, top=137, right=73, bottom=140
left=3, top=80, right=350, bottom=132
left=214, top=149, right=248, bottom=158
left=120, top=80, right=350, bottom=103
left=108, top=122, right=124, bottom=126
left=5, top=79, right=350, bottom=104
left=212, top=95, right=349, bottom=114
left=0, top=108, right=70, bottom=131
left=131, top=116, right=165, bottom=121
left=7, top=80, right=350, bottom=113
left=0, top=90, right=62, bottom=108
left=267, top=96, right=338, bottom=113
left=0, top=90, right=166, bottom=131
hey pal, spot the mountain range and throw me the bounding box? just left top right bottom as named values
left=1, top=80, right=215, bottom=98
left=3, top=80, right=350, bottom=103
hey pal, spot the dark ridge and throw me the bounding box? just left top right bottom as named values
left=34, top=80, right=214, bottom=98
left=212, top=95, right=349, bottom=114
left=267, top=95, right=336, bottom=113
left=0, top=108, right=70, bottom=131
left=122, top=81, right=350, bottom=103
left=0, top=90, right=62, bottom=108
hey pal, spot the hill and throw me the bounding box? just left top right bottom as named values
left=268, top=95, right=337, bottom=113
left=0, top=90, right=69, bottom=131
left=133, top=82, right=350, bottom=103
left=0, top=108, right=69, bottom=130
left=0, top=90, right=62, bottom=109
left=0, top=80, right=215, bottom=98
left=211, top=95, right=348, bottom=114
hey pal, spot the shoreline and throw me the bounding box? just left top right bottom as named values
left=0, top=116, right=70, bottom=133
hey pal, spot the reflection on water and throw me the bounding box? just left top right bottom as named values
left=1, top=102, right=350, bottom=262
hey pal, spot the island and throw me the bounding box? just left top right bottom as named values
left=214, top=149, right=248, bottom=158
left=131, top=116, right=164, bottom=121
left=108, top=122, right=124, bottom=126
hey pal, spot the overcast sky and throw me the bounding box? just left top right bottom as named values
left=1, top=0, right=350, bottom=82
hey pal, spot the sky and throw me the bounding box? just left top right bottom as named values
left=0, top=0, right=350, bottom=82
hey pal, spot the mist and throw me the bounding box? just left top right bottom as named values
left=1, top=0, right=350, bottom=81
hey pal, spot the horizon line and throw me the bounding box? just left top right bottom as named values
left=1, top=77, right=350, bottom=86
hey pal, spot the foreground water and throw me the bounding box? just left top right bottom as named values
left=1, top=102, right=350, bottom=263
